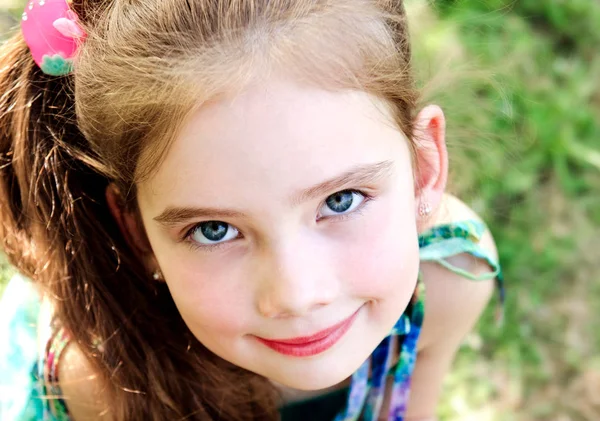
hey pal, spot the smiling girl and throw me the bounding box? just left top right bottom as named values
left=0, top=1, right=502, bottom=420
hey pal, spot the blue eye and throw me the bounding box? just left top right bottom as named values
left=319, top=190, right=366, bottom=217
left=190, top=221, right=239, bottom=245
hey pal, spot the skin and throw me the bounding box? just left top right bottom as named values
left=59, top=78, right=497, bottom=420
left=137, top=78, right=435, bottom=390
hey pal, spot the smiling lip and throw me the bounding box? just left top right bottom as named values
left=255, top=308, right=361, bottom=357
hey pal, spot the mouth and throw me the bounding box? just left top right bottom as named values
left=254, top=307, right=362, bottom=357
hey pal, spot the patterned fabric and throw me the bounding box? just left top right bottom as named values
left=0, top=275, right=71, bottom=421
left=0, top=220, right=503, bottom=421
left=39, top=325, right=71, bottom=420
left=0, top=274, right=42, bottom=421
left=419, top=220, right=504, bottom=322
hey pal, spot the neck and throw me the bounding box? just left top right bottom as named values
left=272, top=376, right=352, bottom=405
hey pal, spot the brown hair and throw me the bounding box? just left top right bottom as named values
left=0, top=1, right=418, bottom=419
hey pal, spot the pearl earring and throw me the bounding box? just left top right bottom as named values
left=418, top=201, right=432, bottom=217
left=152, top=269, right=163, bottom=281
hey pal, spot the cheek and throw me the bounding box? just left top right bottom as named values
left=160, top=256, right=252, bottom=338
left=338, top=196, right=420, bottom=299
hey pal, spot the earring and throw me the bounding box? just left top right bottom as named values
left=418, top=201, right=432, bottom=217
left=152, top=269, right=163, bottom=281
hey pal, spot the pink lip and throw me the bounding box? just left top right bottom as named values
left=255, top=308, right=361, bottom=357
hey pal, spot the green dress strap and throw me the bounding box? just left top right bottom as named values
left=419, top=219, right=505, bottom=320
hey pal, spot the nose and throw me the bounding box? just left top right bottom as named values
left=255, top=233, right=341, bottom=319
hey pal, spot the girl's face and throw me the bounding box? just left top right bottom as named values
left=136, top=78, right=421, bottom=390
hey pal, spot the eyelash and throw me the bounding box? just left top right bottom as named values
left=181, top=189, right=374, bottom=252
left=182, top=226, right=232, bottom=253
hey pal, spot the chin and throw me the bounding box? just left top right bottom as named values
left=263, top=358, right=359, bottom=391
left=272, top=375, right=346, bottom=392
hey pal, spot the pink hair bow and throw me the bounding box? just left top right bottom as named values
left=21, top=0, right=87, bottom=76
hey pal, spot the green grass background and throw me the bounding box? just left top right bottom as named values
left=1, top=1, right=599, bottom=420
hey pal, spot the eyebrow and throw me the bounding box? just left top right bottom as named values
left=153, top=160, right=394, bottom=228
left=289, top=160, right=394, bottom=206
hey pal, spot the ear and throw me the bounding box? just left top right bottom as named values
left=106, top=184, right=158, bottom=272
left=412, top=104, right=448, bottom=218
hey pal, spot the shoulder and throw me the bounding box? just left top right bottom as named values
left=58, top=341, right=113, bottom=421
left=403, top=194, right=499, bottom=418
left=417, top=193, right=498, bottom=351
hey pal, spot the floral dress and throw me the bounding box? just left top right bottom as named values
left=0, top=220, right=503, bottom=421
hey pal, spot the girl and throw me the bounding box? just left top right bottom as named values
left=0, top=0, right=503, bottom=420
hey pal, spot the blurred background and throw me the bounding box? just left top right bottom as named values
left=0, top=0, right=598, bottom=420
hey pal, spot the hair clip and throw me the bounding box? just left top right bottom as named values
left=21, top=0, right=86, bottom=76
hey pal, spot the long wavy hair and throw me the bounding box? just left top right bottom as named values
left=0, top=0, right=419, bottom=419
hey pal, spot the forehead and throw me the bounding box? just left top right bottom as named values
left=138, top=79, right=411, bottom=209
